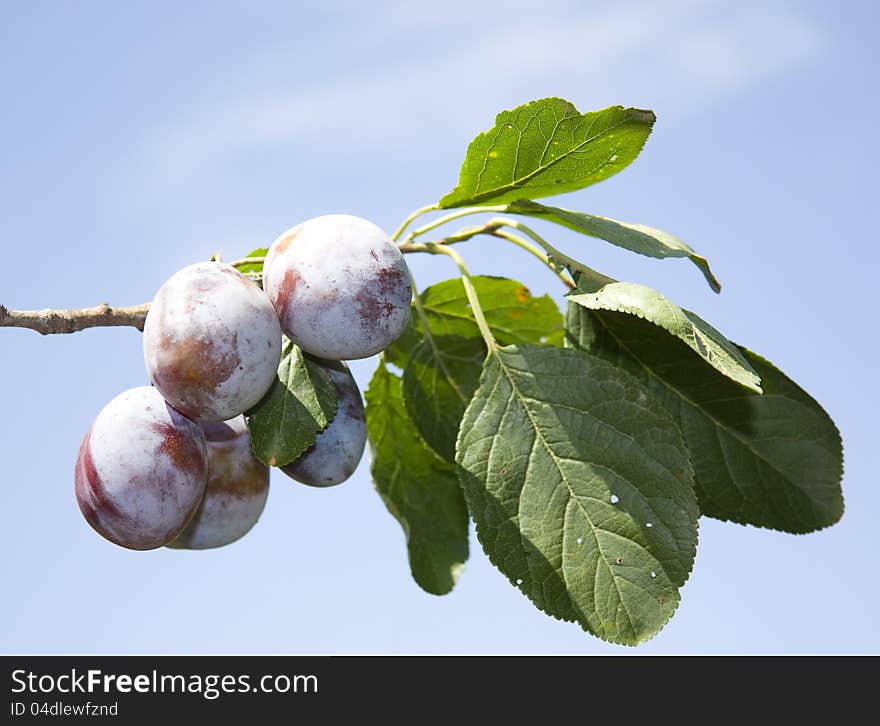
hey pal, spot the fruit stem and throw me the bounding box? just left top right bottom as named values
left=229, top=256, right=266, bottom=267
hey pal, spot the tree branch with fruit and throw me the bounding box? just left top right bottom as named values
left=2, top=98, right=845, bottom=646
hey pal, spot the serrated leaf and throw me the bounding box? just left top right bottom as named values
left=456, top=345, right=698, bottom=645
left=246, top=338, right=337, bottom=467
left=507, top=200, right=720, bottom=293
left=402, top=335, right=485, bottom=461
left=366, top=363, right=469, bottom=595
left=439, top=99, right=655, bottom=208
left=568, top=282, right=761, bottom=393
left=691, top=350, right=845, bottom=530
left=566, top=304, right=844, bottom=533
left=236, top=247, right=269, bottom=276
left=419, top=275, right=564, bottom=346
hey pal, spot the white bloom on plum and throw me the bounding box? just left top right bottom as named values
left=168, top=416, right=270, bottom=550
left=143, top=262, right=282, bottom=421
left=263, top=215, right=411, bottom=360
left=74, top=386, right=208, bottom=550
left=281, top=365, right=366, bottom=487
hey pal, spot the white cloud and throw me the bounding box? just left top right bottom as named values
left=141, top=0, right=824, bottom=185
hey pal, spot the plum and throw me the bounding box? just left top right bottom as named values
left=263, top=214, right=412, bottom=360
left=281, top=365, right=366, bottom=487
left=143, top=262, right=282, bottom=421
left=167, top=416, right=269, bottom=550
left=74, top=386, right=208, bottom=550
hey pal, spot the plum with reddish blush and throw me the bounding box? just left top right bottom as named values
left=167, top=416, right=269, bottom=550
left=281, top=365, right=367, bottom=487
left=74, top=386, right=208, bottom=550
left=263, top=215, right=412, bottom=360
left=143, top=262, right=282, bottom=421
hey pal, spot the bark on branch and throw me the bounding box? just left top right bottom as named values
left=0, top=303, right=150, bottom=335
left=0, top=256, right=273, bottom=335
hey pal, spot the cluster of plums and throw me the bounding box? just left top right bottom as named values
left=75, top=215, right=412, bottom=550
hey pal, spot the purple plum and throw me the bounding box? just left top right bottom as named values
left=143, top=262, right=282, bottom=421
left=263, top=214, right=411, bottom=360
left=281, top=365, right=366, bottom=487
left=167, top=416, right=269, bottom=550
left=74, top=386, right=208, bottom=550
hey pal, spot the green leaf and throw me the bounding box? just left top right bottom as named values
left=235, top=247, right=269, bottom=276
left=245, top=338, right=337, bottom=467
left=456, top=345, right=699, bottom=645
left=565, top=303, right=844, bottom=533
left=439, top=99, right=655, bottom=208
left=383, top=315, right=421, bottom=370
left=507, top=200, right=720, bottom=293
left=402, top=335, right=485, bottom=461
left=419, top=275, right=564, bottom=346
left=392, top=274, right=561, bottom=462
left=568, top=281, right=761, bottom=393
left=366, top=363, right=469, bottom=595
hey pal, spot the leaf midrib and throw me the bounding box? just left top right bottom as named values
left=460, top=111, right=633, bottom=205
left=261, top=345, right=300, bottom=458
left=419, top=322, right=469, bottom=405
left=534, top=207, right=693, bottom=258
left=577, top=295, right=761, bottom=392
left=593, top=312, right=813, bottom=503
left=424, top=305, right=558, bottom=342
left=493, top=350, right=650, bottom=639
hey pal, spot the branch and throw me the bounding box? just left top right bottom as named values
left=0, top=229, right=585, bottom=337
left=0, top=302, right=150, bottom=335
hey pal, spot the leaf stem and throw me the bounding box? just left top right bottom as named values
left=489, top=217, right=614, bottom=292
left=408, top=269, right=434, bottom=342
left=406, top=268, right=470, bottom=404
left=486, top=228, right=576, bottom=289
left=400, top=206, right=507, bottom=244
left=399, top=222, right=576, bottom=289
left=404, top=243, right=497, bottom=350
left=392, top=203, right=440, bottom=241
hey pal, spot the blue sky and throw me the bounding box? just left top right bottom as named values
left=1, top=0, right=877, bottom=654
